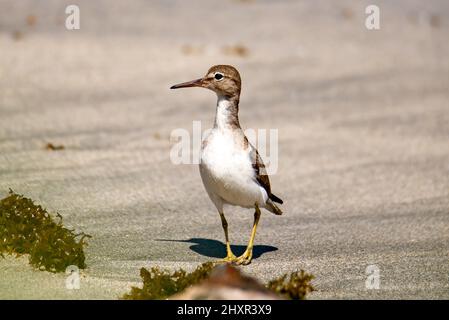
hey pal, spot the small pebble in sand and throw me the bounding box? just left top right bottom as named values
left=45, top=143, right=65, bottom=151
left=341, top=7, right=354, bottom=20
left=429, top=14, right=441, bottom=28
left=26, top=15, right=37, bottom=26
left=222, top=45, right=249, bottom=57
left=12, top=31, right=24, bottom=41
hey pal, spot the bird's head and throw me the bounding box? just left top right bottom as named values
left=170, top=65, right=241, bottom=99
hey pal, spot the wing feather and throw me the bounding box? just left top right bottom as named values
left=248, top=138, right=283, bottom=204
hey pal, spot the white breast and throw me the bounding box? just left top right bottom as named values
left=199, top=130, right=268, bottom=209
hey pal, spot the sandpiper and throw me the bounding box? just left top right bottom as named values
left=170, top=65, right=283, bottom=265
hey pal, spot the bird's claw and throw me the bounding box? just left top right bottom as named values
left=215, top=253, right=238, bottom=264
left=234, top=250, right=253, bottom=265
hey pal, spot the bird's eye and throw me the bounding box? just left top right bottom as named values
left=214, top=73, right=224, bottom=80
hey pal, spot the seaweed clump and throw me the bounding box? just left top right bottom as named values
left=0, top=190, right=90, bottom=273
left=266, top=270, right=314, bottom=300
left=123, top=262, right=215, bottom=300
left=123, top=262, right=314, bottom=300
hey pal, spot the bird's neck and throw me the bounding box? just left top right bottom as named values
left=214, top=95, right=241, bottom=130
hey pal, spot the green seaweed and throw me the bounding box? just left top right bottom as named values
left=123, top=262, right=215, bottom=300
left=266, top=270, right=315, bottom=300
left=123, top=262, right=314, bottom=300
left=0, top=189, right=90, bottom=273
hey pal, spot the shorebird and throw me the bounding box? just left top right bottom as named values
left=170, top=65, right=283, bottom=265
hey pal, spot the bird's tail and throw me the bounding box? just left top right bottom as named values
left=266, top=199, right=283, bottom=215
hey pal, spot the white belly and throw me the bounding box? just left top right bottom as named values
left=199, top=131, right=268, bottom=208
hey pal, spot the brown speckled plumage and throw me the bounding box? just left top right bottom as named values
left=170, top=65, right=283, bottom=265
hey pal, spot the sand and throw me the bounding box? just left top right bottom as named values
left=0, top=0, right=448, bottom=299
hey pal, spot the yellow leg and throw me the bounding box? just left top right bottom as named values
left=236, top=203, right=261, bottom=265
left=217, top=212, right=237, bottom=263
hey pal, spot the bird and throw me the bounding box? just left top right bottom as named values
left=170, top=65, right=283, bottom=265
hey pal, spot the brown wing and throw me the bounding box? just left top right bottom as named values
left=248, top=142, right=272, bottom=196
left=248, top=138, right=283, bottom=205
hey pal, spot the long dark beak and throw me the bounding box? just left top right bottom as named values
left=170, top=78, right=204, bottom=89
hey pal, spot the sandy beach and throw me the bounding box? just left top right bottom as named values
left=0, top=0, right=448, bottom=299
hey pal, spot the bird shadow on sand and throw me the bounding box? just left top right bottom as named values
left=156, top=238, right=278, bottom=260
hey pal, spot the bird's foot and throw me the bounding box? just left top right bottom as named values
left=216, top=253, right=238, bottom=264
left=235, top=249, right=253, bottom=265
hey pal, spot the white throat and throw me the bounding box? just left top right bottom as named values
left=214, top=96, right=239, bottom=130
